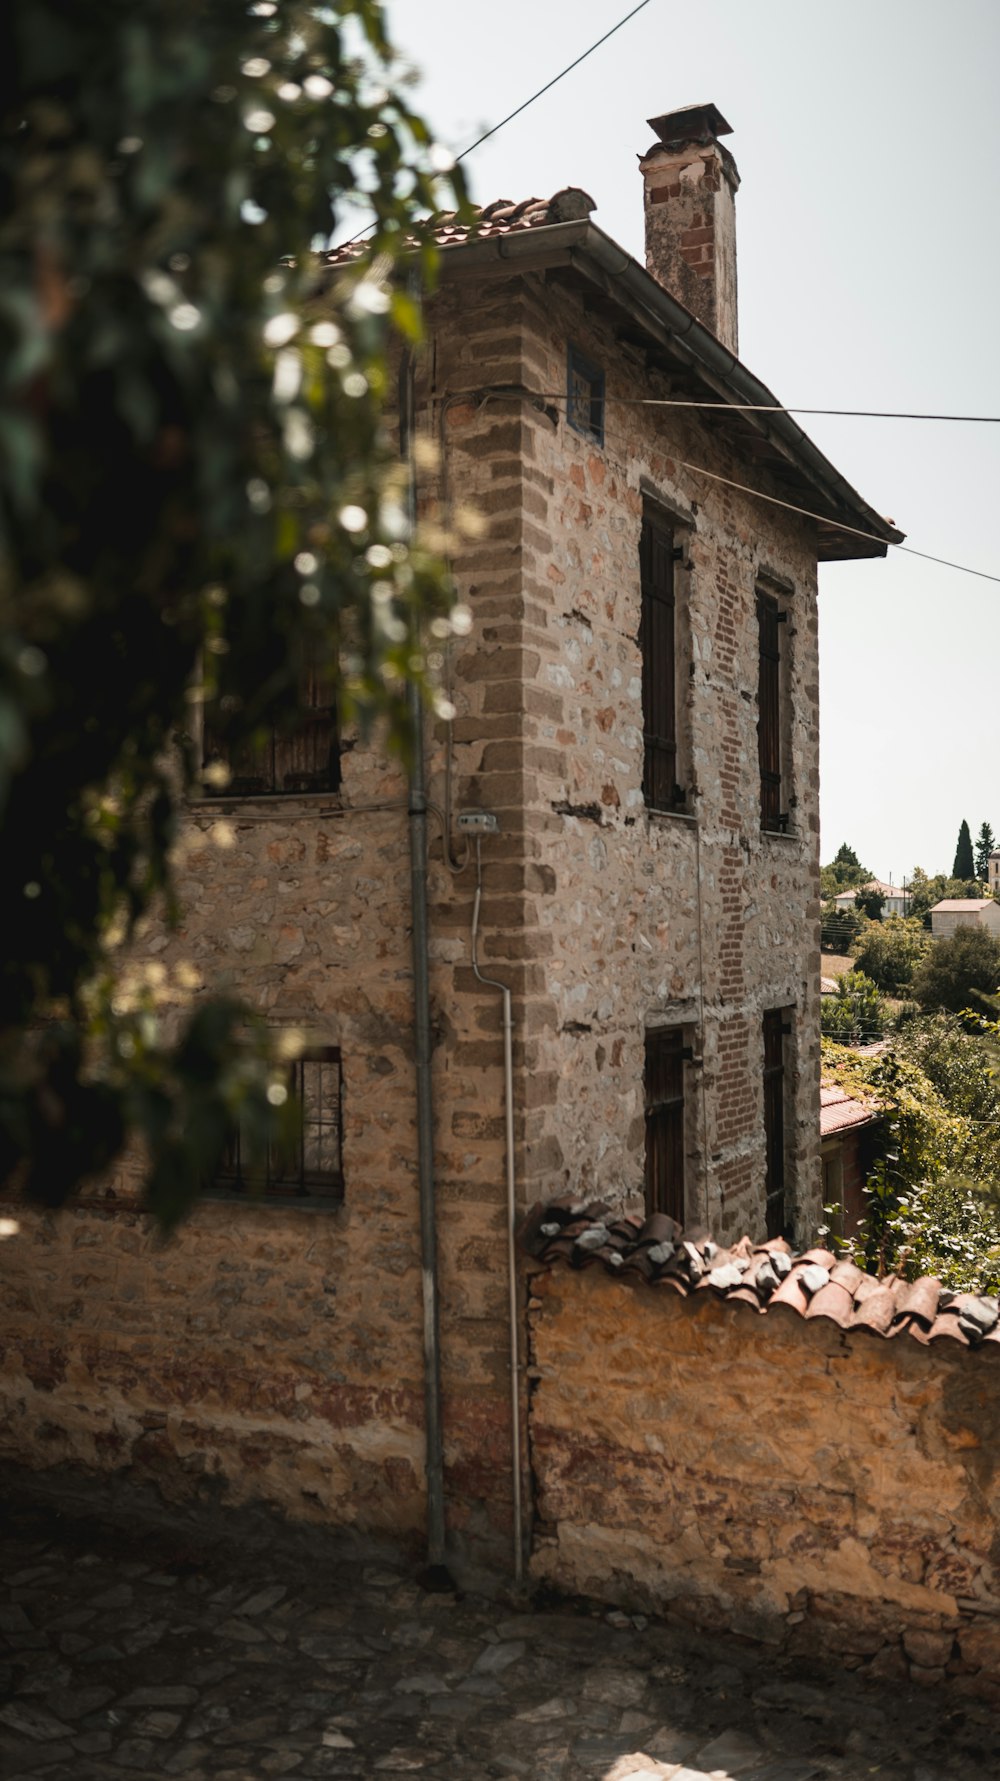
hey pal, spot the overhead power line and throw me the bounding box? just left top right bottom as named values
left=454, top=0, right=654, bottom=164
left=446, top=385, right=1000, bottom=586
left=338, top=0, right=654, bottom=250
left=678, top=461, right=1000, bottom=586
left=634, top=400, right=1000, bottom=424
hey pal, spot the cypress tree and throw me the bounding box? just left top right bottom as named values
left=953, top=819, right=975, bottom=881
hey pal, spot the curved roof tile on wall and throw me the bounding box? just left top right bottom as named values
left=521, top=1198, right=1000, bottom=1351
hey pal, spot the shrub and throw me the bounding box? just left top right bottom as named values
left=819, top=971, right=886, bottom=1044
left=911, top=926, right=1000, bottom=1017
left=851, top=917, right=931, bottom=994
left=820, top=901, right=864, bottom=953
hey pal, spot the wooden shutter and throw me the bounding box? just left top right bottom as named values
left=641, top=513, right=679, bottom=811
left=757, top=591, right=782, bottom=830
left=644, top=1028, right=685, bottom=1222
left=202, top=653, right=340, bottom=796
left=763, top=1010, right=786, bottom=1238
left=273, top=656, right=340, bottom=794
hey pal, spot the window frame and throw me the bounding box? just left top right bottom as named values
left=208, top=1044, right=345, bottom=1209
left=201, top=654, right=341, bottom=800
left=640, top=506, right=686, bottom=814
left=566, top=343, right=605, bottom=446
left=762, top=1009, right=788, bottom=1238
left=644, top=1026, right=688, bottom=1223
left=756, top=588, right=789, bottom=834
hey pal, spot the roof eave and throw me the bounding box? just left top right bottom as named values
left=435, top=219, right=903, bottom=563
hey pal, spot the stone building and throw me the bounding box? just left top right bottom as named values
left=0, top=105, right=901, bottom=1571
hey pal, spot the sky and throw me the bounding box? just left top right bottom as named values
left=380, top=0, right=1000, bottom=887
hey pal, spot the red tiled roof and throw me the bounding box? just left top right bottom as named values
left=520, top=1198, right=1000, bottom=1350
left=820, top=1080, right=880, bottom=1138
left=324, top=189, right=596, bottom=266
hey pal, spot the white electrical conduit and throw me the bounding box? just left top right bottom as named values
left=470, top=836, right=523, bottom=1586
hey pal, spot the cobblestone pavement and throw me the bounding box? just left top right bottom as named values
left=1, top=1484, right=996, bottom=1781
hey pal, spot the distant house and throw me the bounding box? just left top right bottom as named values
left=820, top=1079, right=882, bottom=1236
left=989, top=850, right=1000, bottom=899
left=929, top=898, right=1000, bottom=940
left=833, top=878, right=907, bottom=918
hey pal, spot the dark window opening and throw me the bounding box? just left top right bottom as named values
left=567, top=344, right=605, bottom=445
left=216, top=1047, right=343, bottom=1203
left=763, top=1010, right=786, bottom=1238
left=645, top=1027, right=686, bottom=1222
left=203, top=655, right=340, bottom=798
left=641, top=510, right=684, bottom=812
left=757, top=590, right=786, bottom=832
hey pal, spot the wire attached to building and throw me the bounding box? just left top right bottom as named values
left=677, top=460, right=1000, bottom=585
left=632, top=400, right=1000, bottom=424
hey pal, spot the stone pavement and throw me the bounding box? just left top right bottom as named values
left=0, top=1482, right=996, bottom=1781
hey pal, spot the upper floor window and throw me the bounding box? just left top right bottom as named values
left=640, top=508, right=685, bottom=812
left=756, top=589, right=788, bottom=832
left=213, top=1046, right=344, bottom=1206
left=202, top=653, right=340, bottom=798
left=566, top=344, right=605, bottom=446
left=644, top=1026, right=687, bottom=1223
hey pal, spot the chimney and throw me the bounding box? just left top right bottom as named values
left=639, top=102, right=740, bottom=354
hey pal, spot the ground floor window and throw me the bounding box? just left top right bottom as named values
left=763, top=1010, right=788, bottom=1238
left=213, top=1046, right=343, bottom=1205
left=644, top=1027, right=686, bottom=1222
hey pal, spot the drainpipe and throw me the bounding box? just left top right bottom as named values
left=469, top=835, right=524, bottom=1587
left=401, top=338, right=448, bottom=1581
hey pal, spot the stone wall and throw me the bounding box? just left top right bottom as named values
left=528, top=1263, right=1000, bottom=1696
left=1, top=255, right=826, bottom=1558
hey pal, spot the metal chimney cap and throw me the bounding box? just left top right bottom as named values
left=646, top=102, right=733, bottom=148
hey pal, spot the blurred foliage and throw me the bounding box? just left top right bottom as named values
left=0, top=0, right=468, bottom=1222
left=850, top=916, right=931, bottom=994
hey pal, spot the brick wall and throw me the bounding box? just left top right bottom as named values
left=528, top=1264, right=1000, bottom=1696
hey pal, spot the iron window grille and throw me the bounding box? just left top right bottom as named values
left=644, top=1027, right=687, bottom=1222
left=640, top=510, right=685, bottom=812
left=215, top=1047, right=344, bottom=1203
left=566, top=344, right=605, bottom=446
left=202, top=654, right=340, bottom=798
left=763, top=1010, right=788, bottom=1238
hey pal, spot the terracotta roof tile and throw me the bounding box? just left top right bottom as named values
left=820, top=1080, right=881, bottom=1138
left=521, top=1199, right=999, bottom=1354
left=324, top=188, right=597, bottom=267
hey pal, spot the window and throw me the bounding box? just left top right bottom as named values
left=645, top=1028, right=686, bottom=1222
left=640, top=508, right=684, bottom=812
left=566, top=344, right=605, bottom=445
left=762, top=1010, right=787, bottom=1238
left=214, top=1047, right=344, bottom=1204
left=202, top=654, right=340, bottom=797
left=757, top=590, right=787, bottom=832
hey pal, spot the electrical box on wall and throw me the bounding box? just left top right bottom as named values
left=457, top=812, right=499, bottom=834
